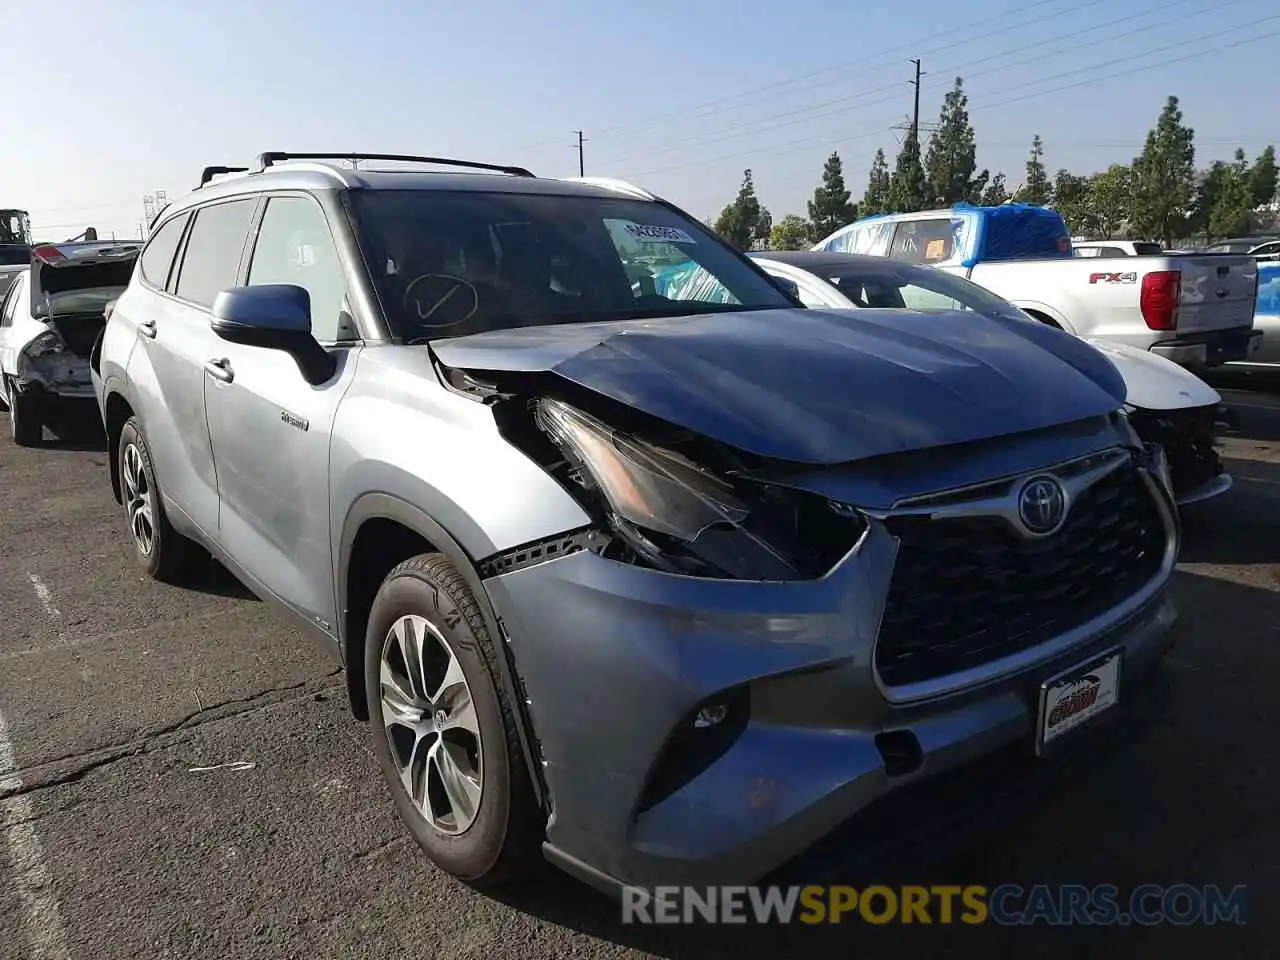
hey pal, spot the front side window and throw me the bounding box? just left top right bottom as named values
left=173, top=199, right=258, bottom=308
left=350, top=190, right=792, bottom=340
left=247, top=197, right=354, bottom=342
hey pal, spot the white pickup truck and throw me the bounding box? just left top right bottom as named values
left=813, top=204, right=1263, bottom=371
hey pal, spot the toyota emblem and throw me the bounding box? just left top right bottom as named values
left=1017, top=475, right=1068, bottom=536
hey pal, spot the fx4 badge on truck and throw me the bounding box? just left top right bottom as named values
left=1089, top=272, right=1139, bottom=284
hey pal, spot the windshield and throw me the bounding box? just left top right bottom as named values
left=824, top=260, right=1030, bottom=319
left=350, top=189, right=792, bottom=340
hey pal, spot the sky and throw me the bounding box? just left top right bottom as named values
left=4, top=0, right=1278, bottom=241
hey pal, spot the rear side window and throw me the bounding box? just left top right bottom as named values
left=139, top=213, right=190, bottom=288
left=888, top=218, right=956, bottom=264
left=173, top=199, right=258, bottom=307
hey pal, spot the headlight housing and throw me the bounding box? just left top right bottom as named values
left=535, top=398, right=867, bottom=581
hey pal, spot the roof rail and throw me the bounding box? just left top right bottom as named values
left=253, top=152, right=535, bottom=178
left=561, top=176, right=657, bottom=201
left=199, top=166, right=250, bottom=187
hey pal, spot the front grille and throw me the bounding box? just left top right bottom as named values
left=874, top=463, right=1168, bottom=689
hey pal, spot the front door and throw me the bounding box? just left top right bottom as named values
left=203, top=194, right=361, bottom=635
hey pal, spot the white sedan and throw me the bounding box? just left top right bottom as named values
left=751, top=250, right=1231, bottom=507
left=0, top=240, right=139, bottom=445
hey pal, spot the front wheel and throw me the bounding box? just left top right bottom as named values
left=364, top=553, right=541, bottom=888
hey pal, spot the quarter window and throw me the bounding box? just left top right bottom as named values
left=138, top=212, right=190, bottom=289
left=173, top=200, right=258, bottom=308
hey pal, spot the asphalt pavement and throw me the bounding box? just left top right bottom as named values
left=1, top=384, right=1278, bottom=959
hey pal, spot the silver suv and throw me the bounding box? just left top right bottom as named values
left=92, top=153, right=1179, bottom=895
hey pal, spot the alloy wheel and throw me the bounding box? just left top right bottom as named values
left=120, top=442, right=155, bottom=555
left=379, top=614, right=483, bottom=835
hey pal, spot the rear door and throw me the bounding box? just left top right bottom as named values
left=1173, top=255, right=1257, bottom=335
left=126, top=199, right=258, bottom=540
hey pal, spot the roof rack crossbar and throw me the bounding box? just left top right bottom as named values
left=199, top=165, right=250, bottom=187
left=253, top=152, right=535, bottom=178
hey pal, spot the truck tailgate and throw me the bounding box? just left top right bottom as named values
left=1175, top=255, right=1257, bottom=334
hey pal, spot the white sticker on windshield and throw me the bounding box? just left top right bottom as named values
left=622, top=222, right=697, bottom=244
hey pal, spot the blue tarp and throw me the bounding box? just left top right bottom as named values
left=1258, top=262, right=1280, bottom=314
left=957, top=202, right=1072, bottom=267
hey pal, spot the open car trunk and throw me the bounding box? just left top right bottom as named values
left=30, top=241, right=139, bottom=358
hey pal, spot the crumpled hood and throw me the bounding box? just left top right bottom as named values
left=1084, top=338, right=1220, bottom=411
left=431, top=307, right=1128, bottom=464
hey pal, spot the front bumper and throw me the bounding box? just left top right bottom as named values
left=483, top=460, right=1180, bottom=893
left=1127, top=404, right=1231, bottom=506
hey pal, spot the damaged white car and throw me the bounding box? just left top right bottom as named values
left=0, top=240, right=139, bottom=445
left=749, top=250, right=1231, bottom=507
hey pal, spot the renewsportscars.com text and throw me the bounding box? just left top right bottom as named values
left=622, top=884, right=1249, bottom=926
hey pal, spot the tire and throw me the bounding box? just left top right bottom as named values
left=364, top=553, right=541, bottom=888
left=7, top=378, right=42, bottom=447
left=117, top=416, right=202, bottom=582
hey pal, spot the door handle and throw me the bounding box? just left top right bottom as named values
left=204, top=358, right=234, bottom=383
left=138, top=319, right=157, bottom=339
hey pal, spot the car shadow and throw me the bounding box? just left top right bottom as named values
left=1181, top=456, right=1280, bottom=564
left=484, top=567, right=1276, bottom=956
left=36, top=409, right=109, bottom=452
left=187, top=554, right=261, bottom=602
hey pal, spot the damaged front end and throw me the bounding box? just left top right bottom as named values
left=1126, top=404, right=1231, bottom=506
left=530, top=397, right=869, bottom=582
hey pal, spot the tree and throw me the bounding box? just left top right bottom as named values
left=980, top=173, right=1010, bottom=206
left=1208, top=149, right=1257, bottom=239
left=1052, top=170, right=1092, bottom=235
left=1191, top=160, right=1232, bottom=240
left=1089, top=164, right=1133, bottom=239
left=713, top=169, right=768, bottom=250
left=923, top=78, right=984, bottom=205
left=1022, top=135, right=1051, bottom=205
left=770, top=215, right=811, bottom=251
left=1129, top=96, right=1196, bottom=246
left=807, top=152, right=857, bottom=243
left=1249, top=145, right=1278, bottom=207
left=888, top=133, right=928, bottom=213
left=861, top=148, right=892, bottom=217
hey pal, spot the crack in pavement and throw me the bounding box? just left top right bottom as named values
left=0, top=671, right=344, bottom=801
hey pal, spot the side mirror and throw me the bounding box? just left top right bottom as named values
left=771, top=275, right=801, bottom=301
left=210, top=284, right=336, bottom=384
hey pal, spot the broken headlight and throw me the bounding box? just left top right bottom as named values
left=16, top=329, right=68, bottom=376
left=535, top=398, right=866, bottom=581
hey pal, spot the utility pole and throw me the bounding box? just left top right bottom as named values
left=909, top=59, right=924, bottom=143
left=573, top=130, right=587, bottom=177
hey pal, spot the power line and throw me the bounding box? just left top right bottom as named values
left=592, top=0, right=1232, bottom=167
left=522, top=0, right=1097, bottom=149
left=620, top=15, right=1280, bottom=180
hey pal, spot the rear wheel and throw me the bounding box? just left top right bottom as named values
left=364, top=553, right=541, bottom=888
left=117, top=416, right=203, bottom=582
left=6, top=378, right=42, bottom=447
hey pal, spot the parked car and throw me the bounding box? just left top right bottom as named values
left=812, top=204, right=1262, bottom=371
left=1200, top=236, right=1280, bottom=257
left=0, top=208, right=31, bottom=294
left=1074, top=241, right=1164, bottom=258
left=93, top=154, right=1179, bottom=895
left=0, top=240, right=139, bottom=445
left=750, top=250, right=1231, bottom=506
